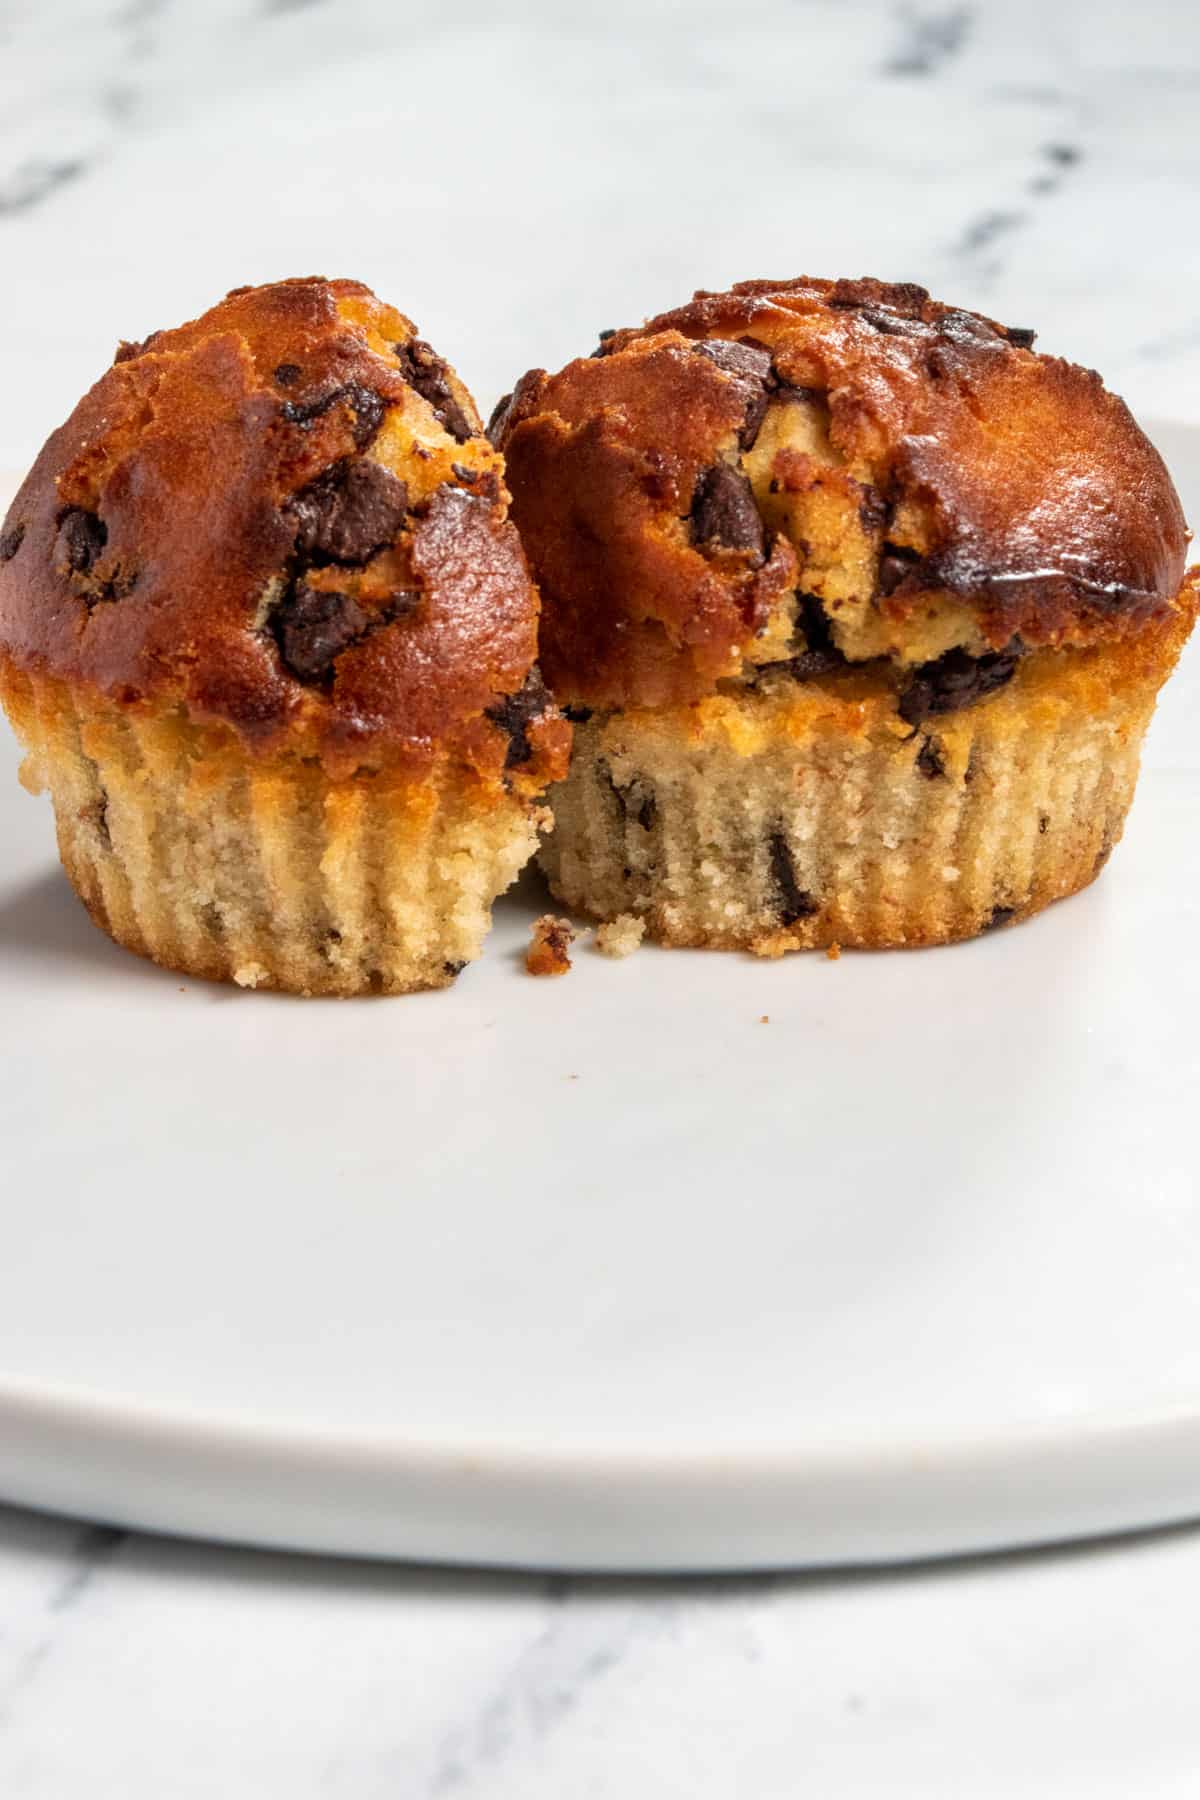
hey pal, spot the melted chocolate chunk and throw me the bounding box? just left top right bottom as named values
left=451, top=462, right=479, bottom=483
left=773, top=383, right=823, bottom=407
left=858, top=486, right=889, bottom=533
left=689, top=464, right=765, bottom=560
left=485, top=666, right=552, bottom=768
left=57, top=508, right=107, bottom=573
left=878, top=542, right=925, bottom=596
left=591, top=328, right=619, bottom=358
left=751, top=594, right=846, bottom=683
left=286, top=459, right=409, bottom=566
left=394, top=337, right=474, bottom=443
left=768, top=831, right=818, bottom=926
left=272, top=583, right=369, bottom=683
left=564, top=704, right=594, bottom=724
left=0, top=519, right=25, bottom=562
left=632, top=786, right=657, bottom=831
left=915, top=735, right=946, bottom=780
left=598, top=760, right=656, bottom=830
left=1004, top=325, right=1037, bottom=349
left=829, top=279, right=929, bottom=318
left=695, top=339, right=774, bottom=383
left=985, top=904, right=1017, bottom=931
left=694, top=339, right=775, bottom=449
left=443, top=960, right=467, bottom=977
left=861, top=309, right=923, bottom=337
left=282, top=382, right=387, bottom=449
left=274, top=362, right=302, bottom=387
left=898, top=644, right=1022, bottom=726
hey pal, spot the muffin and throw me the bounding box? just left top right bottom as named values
left=0, top=277, right=569, bottom=994
left=494, top=276, right=1197, bottom=953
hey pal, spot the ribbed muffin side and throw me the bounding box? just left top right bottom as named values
left=540, top=627, right=1184, bottom=953
left=2, top=669, right=543, bottom=995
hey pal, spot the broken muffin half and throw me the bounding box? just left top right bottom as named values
left=0, top=277, right=569, bottom=993
left=495, top=275, right=1197, bottom=952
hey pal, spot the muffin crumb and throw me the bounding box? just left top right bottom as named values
left=526, top=915, right=576, bottom=977
left=233, top=961, right=271, bottom=989
left=826, top=943, right=842, bottom=961
left=595, top=914, right=645, bottom=958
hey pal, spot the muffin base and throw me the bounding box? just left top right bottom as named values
left=541, top=608, right=1194, bottom=954
left=2, top=668, right=544, bottom=995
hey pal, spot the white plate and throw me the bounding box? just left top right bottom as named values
left=1, top=428, right=1198, bottom=1573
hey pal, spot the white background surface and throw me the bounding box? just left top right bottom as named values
left=2, top=0, right=1200, bottom=1792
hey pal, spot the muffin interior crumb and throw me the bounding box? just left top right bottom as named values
left=595, top=914, right=645, bottom=958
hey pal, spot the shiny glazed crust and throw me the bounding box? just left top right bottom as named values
left=0, top=277, right=569, bottom=785
left=497, top=275, right=1190, bottom=711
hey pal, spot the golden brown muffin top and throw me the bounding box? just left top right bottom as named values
left=495, top=275, right=1190, bottom=710
left=0, top=277, right=569, bottom=782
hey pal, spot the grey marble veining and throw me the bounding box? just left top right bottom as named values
left=0, top=0, right=1198, bottom=473
left=2, top=3, right=1200, bottom=1793
left=4, top=1500, right=1200, bottom=1796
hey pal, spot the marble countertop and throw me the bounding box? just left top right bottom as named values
left=2, top=0, right=1200, bottom=1792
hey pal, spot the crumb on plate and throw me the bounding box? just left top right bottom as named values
left=595, top=914, right=645, bottom=958
left=526, top=914, right=576, bottom=977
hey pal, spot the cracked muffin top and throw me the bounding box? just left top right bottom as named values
left=0, top=276, right=569, bottom=782
left=494, top=274, right=1190, bottom=710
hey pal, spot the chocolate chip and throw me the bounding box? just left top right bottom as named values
left=898, top=644, right=1022, bottom=726
left=281, top=382, right=388, bottom=450
left=1004, top=325, right=1037, bottom=349
left=694, top=339, right=775, bottom=449
left=629, top=777, right=658, bottom=824
left=695, top=339, right=774, bottom=384
left=598, top=760, right=656, bottom=831
left=272, top=583, right=369, bottom=683
left=451, top=462, right=478, bottom=482
left=768, top=831, right=818, bottom=926
left=443, top=960, right=467, bottom=977
left=751, top=594, right=847, bottom=683
left=861, top=309, right=922, bottom=337
left=858, top=486, right=889, bottom=533
left=689, top=464, right=765, bottom=560
left=829, top=279, right=929, bottom=318
left=485, top=666, right=552, bottom=768
left=597, top=327, right=617, bottom=342
left=1038, top=812, right=1050, bottom=834
left=985, top=904, right=1016, bottom=931
left=0, top=519, right=25, bottom=562
left=564, top=704, right=593, bottom=724
left=486, top=392, right=513, bottom=444
left=394, top=337, right=474, bottom=443
left=773, top=384, right=823, bottom=406
left=57, top=508, right=106, bottom=573
left=274, top=362, right=302, bottom=386
left=591, top=328, right=619, bottom=358
left=878, top=542, right=924, bottom=596
left=286, top=458, right=409, bottom=566
left=915, top=736, right=946, bottom=780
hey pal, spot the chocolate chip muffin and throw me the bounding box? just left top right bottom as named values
left=495, top=276, right=1197, bottom=952
left=0, top=278, right=569, bottom=993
